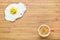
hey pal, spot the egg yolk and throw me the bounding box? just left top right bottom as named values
left=10, top=7, right=18, bottom=15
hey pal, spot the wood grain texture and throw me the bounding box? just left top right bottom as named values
left=0, top=0, right=60, bottom=40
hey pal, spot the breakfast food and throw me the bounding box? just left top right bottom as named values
left=5, top=3, right=26, bottom=21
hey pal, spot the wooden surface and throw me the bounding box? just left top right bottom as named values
left=0, top=0, right=60, bottom=40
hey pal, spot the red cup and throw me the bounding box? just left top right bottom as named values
left=38, top=24, right=54, bottom=37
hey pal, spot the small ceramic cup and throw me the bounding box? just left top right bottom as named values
left=38, top=24, right=54, bottom=37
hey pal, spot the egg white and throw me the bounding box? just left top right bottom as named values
left=5, top=3, right=26, bottom=21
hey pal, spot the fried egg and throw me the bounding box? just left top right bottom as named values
left=5, top=3, right=26, bottom=21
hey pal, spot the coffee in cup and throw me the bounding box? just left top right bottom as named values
left=38, top=24, right=50, bottom=37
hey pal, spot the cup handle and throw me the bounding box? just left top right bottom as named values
left=50, top=29, right=54, bottom=32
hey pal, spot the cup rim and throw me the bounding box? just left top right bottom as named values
left=38, top=24, right=50, bottom=37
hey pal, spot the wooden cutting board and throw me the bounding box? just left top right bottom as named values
left=0, top=0, right=60, bottom=40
